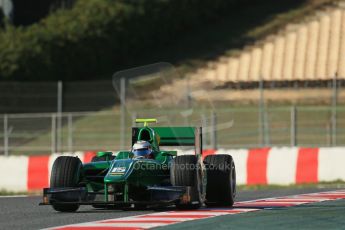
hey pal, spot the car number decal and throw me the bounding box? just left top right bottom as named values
left=111, top=167, right=126, bottom=173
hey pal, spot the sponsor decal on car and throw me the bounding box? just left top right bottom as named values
left=110, top=167, right=126, bottom=175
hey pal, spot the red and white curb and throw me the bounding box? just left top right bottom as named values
left=2, top=147, right=345, bottom=192
left=46, top=190, right=345, bottom=230
left=0, top=151, right=97, bottom=192
left=204, top=147, right=345, bottom=185
left=47, top=209, right=258, bottom=230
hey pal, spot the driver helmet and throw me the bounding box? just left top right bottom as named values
left=132, top=140, right=152, bottom=158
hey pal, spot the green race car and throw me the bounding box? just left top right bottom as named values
left=40, top=119, right=236, bottom=212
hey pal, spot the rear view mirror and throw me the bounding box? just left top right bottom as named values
left=97, top=151, right=113, bottom=161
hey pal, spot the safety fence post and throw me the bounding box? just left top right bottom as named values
left=68, top=113, right=73, bottom=152
left=210, top=112, right=217, bottom=150
left=290, top=106, right=297, bottom=147
left=201, top=114, right=208, bottom=149
left=331, top=73, right=338, bottom=146
left=51, top=114, right=57, bottom=153
left=4, top=114, right=8, bottom=156
left=120, top=78, right=126, bottom=149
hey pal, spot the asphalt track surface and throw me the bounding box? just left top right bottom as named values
left=157, top=198, right=345, bottom=230
left=0, top=187, right=341, bottom=230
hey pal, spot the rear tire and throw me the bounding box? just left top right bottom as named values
left=170, top=155, right=202, bottom=209
left=204, top=154, right=236, bottom=207
left=50, top=156, right=82, bottom=212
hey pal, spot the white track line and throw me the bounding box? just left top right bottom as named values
left=0, top=195, right=28, bottom=198
left=71, top=222, right=166, bottom=228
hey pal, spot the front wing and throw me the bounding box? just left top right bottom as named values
left=39, top=186, right=192, bottom=208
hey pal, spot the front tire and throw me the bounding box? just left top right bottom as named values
left=50, top=156, right=82, bottom=212
left=170, top=155, right=202, bottom=209
left=204, top=154, right=236, bottom=207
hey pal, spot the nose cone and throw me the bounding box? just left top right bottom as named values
left=105, top=159, right=134, bottom=183
left=104, top=158, right=168, bottom=185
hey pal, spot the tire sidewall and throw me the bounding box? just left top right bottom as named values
left=196, top=155, right=206, bottom=204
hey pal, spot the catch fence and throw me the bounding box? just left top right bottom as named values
left=1, top=106, right=344, bottom=155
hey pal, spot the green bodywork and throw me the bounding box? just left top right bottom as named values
left=78, top=119, right=200, bottom=203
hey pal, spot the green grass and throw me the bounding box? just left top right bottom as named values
left=0, top=190, right=27, bottom=196
left=6, top=104, right=345, bottom=155
left=8, top=109, right=124, bottom=154
left=238, top=180, right=345, bottom=191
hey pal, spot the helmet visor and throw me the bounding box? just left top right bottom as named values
left=133, top=148, right=151, bottom=157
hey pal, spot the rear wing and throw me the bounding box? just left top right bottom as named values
left=154, top=127, right=199, bottom=146
left=132, top=127, right=202, bottom=155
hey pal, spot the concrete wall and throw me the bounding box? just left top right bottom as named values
left=205, top=147, right=345, bottom=185
left=1, top=147, right=345, bottom=192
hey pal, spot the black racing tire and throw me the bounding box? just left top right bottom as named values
left=170, top=155, right=196, bottom=186
left=204, top=154, right=236, bottom=207
left=134, top=204, right=147, bottom=210
left=170, top=155, right=202, bottom=209
left=50, top=156, right=82, bottom=212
